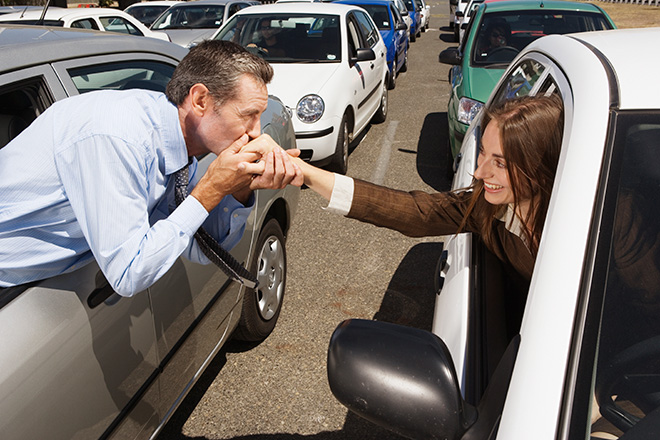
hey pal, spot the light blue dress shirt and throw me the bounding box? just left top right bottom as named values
left=0, top=90, right=253, bottom=296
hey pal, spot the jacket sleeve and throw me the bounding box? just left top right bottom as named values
left=347, top=179, right=477, bottom=238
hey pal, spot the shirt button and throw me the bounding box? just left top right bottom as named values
left=223, top=207, right=229, bottom=213
left=233, top=214, right=238, bottom=218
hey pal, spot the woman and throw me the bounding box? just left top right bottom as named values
left=294, top=94, right=564, bottom=284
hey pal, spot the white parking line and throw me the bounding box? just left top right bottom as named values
left=371, top=120, right=399, bottom=185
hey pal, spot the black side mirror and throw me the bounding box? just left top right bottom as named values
left=395, top=21, right=408, bottom=31
left=456, top=10, right=464, bottom=18
left=351, top=48, right=376, bottom=64
left=327, top=319, right=477, bottom=440
left=439, top=47, right=462, bottom=65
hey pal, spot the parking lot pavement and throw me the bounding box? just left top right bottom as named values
left=159, top=1, right=455, bottom=438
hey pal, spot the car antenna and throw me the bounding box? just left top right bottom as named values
left=36, top=0, right=51, bottom=25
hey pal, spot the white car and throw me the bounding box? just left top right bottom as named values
left=0, top=7, right=169, bottom=41
left=213, top=2, right=389, bottom=174
left=124, top=0, right=183, bottom=27
left=150, top=0, right=258, bottom=47
left=417, top=0, right=430, bottom=32
left=456, top=0, right=483, bottom=43
left=327, top=28, right=660, bottom=439
left=452, top=0, right=470, bottom=41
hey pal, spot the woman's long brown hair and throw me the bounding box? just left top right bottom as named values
left=460, top=94, right=564, bottom=256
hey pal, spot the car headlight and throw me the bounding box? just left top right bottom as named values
left=297, top=94, right=324, bottom=123
left=457, top=97, right=483, bottom=126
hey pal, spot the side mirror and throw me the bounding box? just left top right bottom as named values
left=439, top=47, right=462, bottom=65
left=456, top=10, right=464, bottom=18
left=327, top=319, right=477, bottom=440
left=395, top=21, right=408, bottom=31
left=351, top=48, right=376, bottom=64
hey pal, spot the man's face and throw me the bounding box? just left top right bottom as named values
left=199, top=74, right=268, bottom=156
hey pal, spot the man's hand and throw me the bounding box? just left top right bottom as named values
left=191, top=134, right=303, bottom=212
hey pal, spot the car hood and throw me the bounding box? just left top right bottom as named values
left=267, top=63, right=340, bottom=108
left=465, top=65, right=506, bottom=103
left=157, top=29, right=216, bottom=47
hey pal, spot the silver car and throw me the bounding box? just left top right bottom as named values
left=0, top=25, right=299, bottom=440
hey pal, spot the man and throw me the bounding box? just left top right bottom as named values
left=0, top=41, right=302, bottom=296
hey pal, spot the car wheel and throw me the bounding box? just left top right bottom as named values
left=410, top=32, right=416, bottom=42
left=328, top=114, right=349, bottom=174
left=454, top=26, right=459, bottom=43
left=233, top=219, right=286, bottom=342
left=400, top=50, right=408, bottom=73
left=372, top=81, right=388, bottom=124
left=388, top=60, right=397, bottom=90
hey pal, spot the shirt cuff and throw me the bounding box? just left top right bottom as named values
left=169, top=195, right=209, bottom=236
left=325, top=173, right=354, bottom=216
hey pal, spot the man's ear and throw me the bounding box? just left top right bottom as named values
left=189, top=83, right=212, bottom=117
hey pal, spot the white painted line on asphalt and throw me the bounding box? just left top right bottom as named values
left=371, top=120, right=399, bottom=185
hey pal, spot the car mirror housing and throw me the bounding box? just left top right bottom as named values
left=439, top=47, right=462, bottom=65
left=352, top=48, right=376, bottom=64
left=395, top=21, right=408, bottom=31
left=327, top=319, right=477, bottom=440
left=456, top=10, right=464, bottom=18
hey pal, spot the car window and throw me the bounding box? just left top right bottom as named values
left=353, top=10, right=379, bottom=48
left=404, top=0, right=414, bottom=12
left=228, top=3, right=241, bottom=17
left=152, top=5, right=225, bottom=29
left=391, top=4, right=404, bottom=26
left=358, top=5, right=390, bottom=31
left=99, top=16, right=143, bottom=36
left=68, top=60, right=175, bottom=93
left=490, top=59, right=546, bottom=103
left=215, top=14, right=341, bottom=62
left=471, top=10, right=613, bottom=66
left=346, top=16, right=363, bottom=56
left=567, top=111, right=660, bottom=439
left=0, top=77, right=53, bottom=149
left=71, top=18, right=99, bottom=30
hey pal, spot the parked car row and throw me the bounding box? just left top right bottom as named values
left=213, top=0, right=427, bottom=173
left=327, top=26, right=660, bottom=440
left=0, top=23, right=300, bottom=440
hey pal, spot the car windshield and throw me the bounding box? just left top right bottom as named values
left=471, top=10, right=613, bottom=66
left=151, top=5, right=225, bottom=29
left=125, top=5, right=171, bottom=26
left=215, top=14, right=341, bottom=63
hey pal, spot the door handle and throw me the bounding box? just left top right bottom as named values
left=88, top=272, right=121, bottom=309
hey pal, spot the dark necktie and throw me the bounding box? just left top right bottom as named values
left=173, top=163, right=258, bottom=289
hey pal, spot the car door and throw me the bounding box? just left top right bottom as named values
left=0, top=63, right=159, bottom=439
left=347, top=10, right=385, bottom=132
left=52, top=52, right=245, bottom=433
left=435, top=53, right=572, bottom=404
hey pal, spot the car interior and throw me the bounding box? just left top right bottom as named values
left=0, top=78, right=51, bottom=150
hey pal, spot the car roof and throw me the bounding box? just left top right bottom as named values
left=229, top=2, right=361, bottom=14
left=0, top=24, right=187, bottom=73
left=482, top=0, right=606, bottom=13
left=169, top=0, right=256, bottom=5
left=0, top=7, right=140, bottom=21
left=558, top=28, right=660, bottom=110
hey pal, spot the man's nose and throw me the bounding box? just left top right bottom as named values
left=247, top=119, right=261, bottom=140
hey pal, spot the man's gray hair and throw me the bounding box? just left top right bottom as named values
left=166, top=40, right=273, bottom=107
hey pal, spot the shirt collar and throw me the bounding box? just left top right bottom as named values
left=498, top=204, right=529, bottom=248
left=158, top=94, right=189, bottom=176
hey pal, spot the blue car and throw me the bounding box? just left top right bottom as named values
left=403, top=0, right=421, bottom=41
left=336, top=0, right=409, bottom=89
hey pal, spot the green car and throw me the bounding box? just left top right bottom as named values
left=439, top=0, right=615, bottom=158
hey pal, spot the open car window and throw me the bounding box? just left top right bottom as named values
left=0, top=77, right=53, bottom=150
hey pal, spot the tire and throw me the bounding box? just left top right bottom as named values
left=233, top=219, right=287, bottom=342
left=410, top=31, right=416, bottom=42
left=388, top=60, right=397, bottom=90
left=328, top=114, right=349, bottom=174
left=372, top=80, right=388, bottom=124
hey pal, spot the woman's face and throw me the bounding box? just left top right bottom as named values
left=474, top=120, right=516, bottom=206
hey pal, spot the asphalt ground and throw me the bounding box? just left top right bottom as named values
left=159, top=2, right=455, bottom=438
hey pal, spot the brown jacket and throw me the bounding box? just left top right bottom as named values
left=347, top=179, right=535, bottom=282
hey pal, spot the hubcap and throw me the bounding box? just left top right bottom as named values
left=255, top=235, right=284, bottom=320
